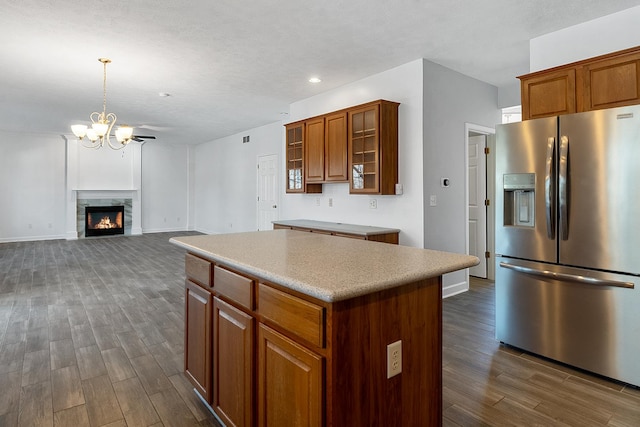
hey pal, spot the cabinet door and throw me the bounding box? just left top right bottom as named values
left=285, top=123, right=304, bottom=193
left=520, top=68, right=576, bottom=120
left=185, top=280, right=212, bottom=403
left=213, top=297, right=254, bottom=427
left=257, top=324, right=322, bottom=427
left=582, top=52, right=640, bottom=111
left=305, top=118, right=325, bottom=183
left=349, top=105, right=380, bottom=193
left=324, top=112, right=348, bottom=182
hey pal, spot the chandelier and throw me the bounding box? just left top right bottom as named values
left=70, top=58, right=134, bottom=150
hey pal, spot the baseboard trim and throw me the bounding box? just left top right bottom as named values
left=442, top=280, right=469, bottom=299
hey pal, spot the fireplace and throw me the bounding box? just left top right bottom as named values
left=85, top=206, right=125, bottom=237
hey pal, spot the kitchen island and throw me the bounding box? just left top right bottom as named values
left=171, top=229, right=478, bottom=426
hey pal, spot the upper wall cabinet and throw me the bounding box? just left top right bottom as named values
left=519, top=46, right=640, bottom=120
left=285, top=122, right=321, bottom=194
left=285, top=100, right=398, bottom=194
left=348, top=100, right=399, bottom=195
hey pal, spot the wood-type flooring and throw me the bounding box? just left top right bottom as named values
left=1, top=233, right=638, bottom=426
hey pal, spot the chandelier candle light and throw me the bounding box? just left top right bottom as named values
left=71, top=58, right=134, bottom=149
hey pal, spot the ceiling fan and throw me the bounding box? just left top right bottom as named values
left=131, top=135, right=156, bottom=143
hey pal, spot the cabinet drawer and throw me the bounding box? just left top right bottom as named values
left=186, top=253, right=212, bottom=287
left=214, top=266, right=254, bottom=310
left=258, top=284, right=324, bottom=348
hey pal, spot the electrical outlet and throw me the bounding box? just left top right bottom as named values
left=316, top=197, right=321, bottom=206
left=328, top=198, right=333, bottom=207
left=369, top=199, right=377, bottom=209
left=387, top=340, right=402, bottom=378
left=429, top=195, right=437, bottom=206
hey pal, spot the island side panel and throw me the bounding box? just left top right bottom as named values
left=327, top=276, right=442, bottom=426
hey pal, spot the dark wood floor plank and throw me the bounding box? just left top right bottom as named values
left=130, top=353, right=174, bottom=395
left=21, top=349, right=50, bottom=387
left=53, top=405, right=90, bottom=427
left=18, top=381, right=53, bottom=427
left=49, top=339, right=76, bottom=371
left=149, top=387, right=201, bottom=427
left=75, top=344, right=108, bottom=380
left=112, top=376, right=161, bottom=426
left=101, top=347, right=136, bottom=383
left=51, top=365, right=85, bottom=412
left=81, top=374, right=123, bottom=427
left=0, top=370, right=22, bottom=416
left=115, top=330, right=148, bottom=359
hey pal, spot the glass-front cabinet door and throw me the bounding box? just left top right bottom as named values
left=286, top=123, right=304, bottom=193
left=349, top=105, right=379, bottom=193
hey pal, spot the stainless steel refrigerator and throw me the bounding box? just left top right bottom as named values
left=495, top=104, right=640, bottom=387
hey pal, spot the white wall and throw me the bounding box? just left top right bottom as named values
left=530, top=6, right=640, bottom=72
left=422, top=59, right=501, bottom=294
left=285, top=60, right=425, bottom=248
left=194, top=122, right=282, bottom=234
left=0, top=131, right=66, bottom=242
left=141, top=142, right=192, bottom=233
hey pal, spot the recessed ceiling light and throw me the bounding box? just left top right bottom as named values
left=308, top=77, right=321, bottom=83
left=158, top=92, right=171, bottom=97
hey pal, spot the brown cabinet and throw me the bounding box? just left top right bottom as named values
left=304, top=117, right=325, bottom=183
left=304, top=113, right=348, bottom=185
left=285, top=123, right=321, bottom=194
left=324, top=112, right=348, bottom=182
left=183, top=249, right=442, bottom=426
left=520, top=46, right=640, bottom=120
left=213, top=297, right=254, bottom=427
left=285, top=100, right=397, bottom=194
left=184, top=279, right=212, bottom=404
left=257, top=324, right=322, bottom=427
left=348, top=100, right=399, bottom=194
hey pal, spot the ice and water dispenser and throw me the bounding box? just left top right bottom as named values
left=503, top=173, right=535, bottom=227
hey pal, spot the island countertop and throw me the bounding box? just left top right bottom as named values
left=171, top=230, right=478, bottom=302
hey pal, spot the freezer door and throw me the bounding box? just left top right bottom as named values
left=496, top=258, right=640, bottom=387
left=495, top=117, right=557, bottom=263
left=559, top=105, right=640, bottom=275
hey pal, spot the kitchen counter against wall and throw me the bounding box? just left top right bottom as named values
left=272, top=219, right=401, bottom=244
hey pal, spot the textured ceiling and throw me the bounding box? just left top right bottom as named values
left=1, top=0, right=639, bottom=145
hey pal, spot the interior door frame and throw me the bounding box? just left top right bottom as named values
left=256, top=154, right=280, bottom=231
left=464, top=123, right=496, bottom=281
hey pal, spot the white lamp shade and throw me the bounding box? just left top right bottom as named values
left=92, top=123, right=109, bottom=137
left=115, top=126, right=134, bottom=142
left=86, top=128, right=99, bottom=142
left=71, top=124, right=88, bottom=138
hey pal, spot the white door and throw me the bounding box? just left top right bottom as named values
left=468, top=135, right=487, bottom=278
left=257, top=154, right=279, bottom=231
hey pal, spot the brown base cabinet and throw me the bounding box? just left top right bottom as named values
left=257, top=324, right=322, bottom=427
left=183, top=252, right=443, bottom=426
left=184, top=280, right=212, bottom=404
left=213, top=297, right=254, bottom=427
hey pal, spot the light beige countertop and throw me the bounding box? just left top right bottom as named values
left=272, top=219, right=400, bottom=236
left=170, top=230, right=478, bottom=302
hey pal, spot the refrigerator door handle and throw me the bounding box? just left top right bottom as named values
left=499, top=262, right=635, bottom=289
left=559, top=136, right=569, bottom=240
left=545, top=137, right=556, bottom=239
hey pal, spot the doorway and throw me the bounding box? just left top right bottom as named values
left=465, top=124, right=495, bottom=280
left=257, top=154, right=279, bottom=231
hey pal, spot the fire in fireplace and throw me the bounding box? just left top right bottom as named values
left=85, top=206, right=125, bottom=237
